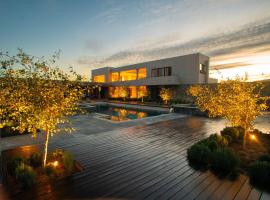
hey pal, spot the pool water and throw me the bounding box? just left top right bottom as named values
left=94, top=105, right=163, bottom=122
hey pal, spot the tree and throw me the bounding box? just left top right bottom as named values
left=159, top=88, right=173, bottom=104
left=137, top=86, right=148, bottom=103
left=0, top=49, right=83, bottom=166
left=187, top=78, right=268, bottom=141
left=119, top=86, right=129, bottom=101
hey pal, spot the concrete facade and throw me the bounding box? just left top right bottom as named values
left=91, top=53, right=213, bottom=86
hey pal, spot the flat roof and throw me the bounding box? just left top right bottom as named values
left=92, top=52, right=208, bottom=72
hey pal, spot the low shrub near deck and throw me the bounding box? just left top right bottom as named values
left=5, top=149, right=80, bottom=191
left=15, top=163, right=37, bottom=189
left=187, top=133, right=240, bottom=178
left=220, top=127, right=244, bottom=143
left=248, top=161, right=270, bottom=188
left=211, top=148, right=240, bottom=177
left=187, top=127, right=270, bottom=189
left=8, top=157, right=25, bottom=175
left=187, top=144, right=211, bottom=167
left=28, top=152, right=42, bottom=168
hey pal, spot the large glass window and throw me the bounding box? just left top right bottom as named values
left=120, top=69, right=137, bottom=81
left=151, top=67, right=172, bottom=77
left=110, top=72, right=119, bottom=82
left=93, top=75, right=105, bottom=83
left=164, top=67, right=172, bottom=76
left=157, top=68, right=164, bottom=76
left=138, top=68, right=147, bottom=79
left=109, top=87, right=119, bottom=98
left=129, top=86, right=137, bottom=98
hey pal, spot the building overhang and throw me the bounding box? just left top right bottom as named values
left=107, top=76, right=181, bottom=86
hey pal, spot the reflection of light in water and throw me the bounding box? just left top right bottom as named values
left=129, top=110, right=137, bottom=115
left=137, top=112, right=147, bottom=118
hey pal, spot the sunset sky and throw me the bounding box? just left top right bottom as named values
left=1, top=0, right=270, bottom=81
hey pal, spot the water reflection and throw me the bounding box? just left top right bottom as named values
left=108, top=108, right=149, bottom=121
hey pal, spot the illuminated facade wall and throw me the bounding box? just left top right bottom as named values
left=93, top=75, right=105, bottom=83
left=109, top=86, right=147, bottom=99
left=91, top=53, right=213, bottom=87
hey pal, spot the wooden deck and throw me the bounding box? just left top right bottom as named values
left=3, top=116, right=270, bottom=200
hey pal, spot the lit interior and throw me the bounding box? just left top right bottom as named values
left=129, top=86, right=137, bottom=98
left=93, top=75, right=105, bottom=83
left=110, top=72, right=119, bottom=82
left=120, top=70, right=137, bottom=81
left=138, top=68, right=147, bottom=79
left=109, top=87, right=120, bottom=98
left=109, top=86, right=147, bottom=99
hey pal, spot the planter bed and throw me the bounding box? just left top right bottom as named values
left=1, top=145, right=83, bottom=195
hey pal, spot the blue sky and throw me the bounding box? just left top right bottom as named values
left=1, top=0, right=270, bottom=81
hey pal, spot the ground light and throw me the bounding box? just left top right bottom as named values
left=250, top=134, right=256, bottom=141
left=53, top=161, right=59, bottom=167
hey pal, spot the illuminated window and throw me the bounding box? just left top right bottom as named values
left=111, top=72, right=119, bottom=82
left=138, top=68, right=147, bottom=79
left=93, top=75, right=105, bottom=83
left=120, top=70, right=137, bottom=81
left=109, top=87, right=120, bottom=98
left=129, top=86, right=137, bottom=98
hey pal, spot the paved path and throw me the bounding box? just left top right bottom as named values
left=2, top=116, right=270, bottom=200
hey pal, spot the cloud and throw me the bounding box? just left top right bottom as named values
left=78, top=18, right=270, bottom=72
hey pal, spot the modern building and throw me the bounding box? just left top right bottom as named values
left=91, top=53, right=216, bottom=100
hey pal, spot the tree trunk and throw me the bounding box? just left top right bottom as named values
left=43, top=130, right=50, bottom=166
left=142, top=96, right=144, bottom=103
left=243, top=129, right=247, bottom=149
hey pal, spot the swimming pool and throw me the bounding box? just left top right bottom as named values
left=91, top=104, right=164, bottom=122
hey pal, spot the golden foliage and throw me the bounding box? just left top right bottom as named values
left=0, top=49, right=84, bottom=165
left=118, top=86, right=129, bottom=100
left=159, top=88, right=173, bottom=104
left=137, top=86, right=148, bottom=103
left=187, top=78, right=269, bottom=131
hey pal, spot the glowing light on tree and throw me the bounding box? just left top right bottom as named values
left=119, top=86, right=129, bottom=101
left=138, top=86, right=148, bottom=103
left=188, top=78, right=269, bottom=145
left=0, top=49, right=83, bottom=166
left=159, top=88, right=173, bottom=104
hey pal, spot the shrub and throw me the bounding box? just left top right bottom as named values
left=221, top=127, right=240, bottom=142
left=28, top=152, right=42, bottom=168
left=15, top=163, right=37, bottom=189
left=236, top=126, right=245, bottom=139
left=62, top=151, right=74, bottom=172
left=248, top=161, right=270, bottom=188
left=44, top=164, right=56, bottom=177
left=211, top=147, right=240, bottom=177
left=51, top=150, right=74, bottom=173
left=208, top=134, right=228, bottom=146
left=187, top=144, right=211, bottom=167
left=8, top=157, right=25, bottom=175
left=198, top=138, right=218, bottom=151
left=258, top=154, right=270, bottom=163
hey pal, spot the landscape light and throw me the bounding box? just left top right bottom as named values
left=53, top=161, right=59, bottom=167
left=250, top=134, right=256, bottom=140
